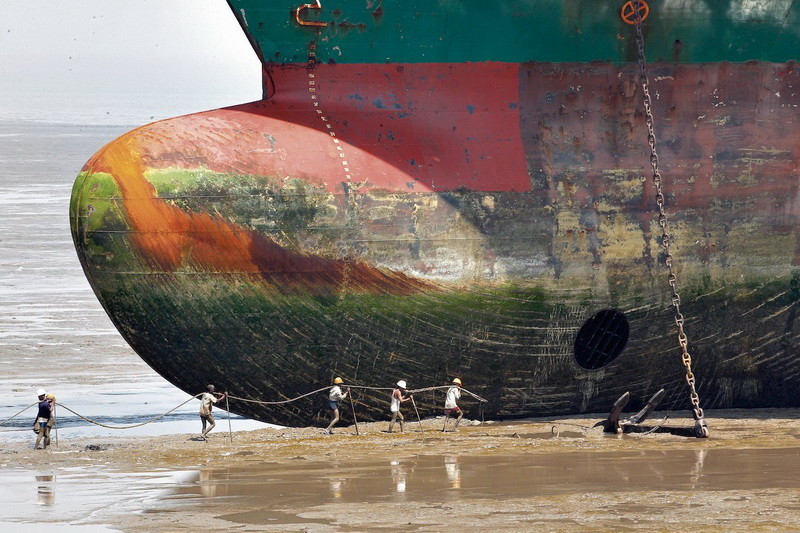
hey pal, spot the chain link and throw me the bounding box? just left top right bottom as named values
left=631, top=2, right=707, bottom=434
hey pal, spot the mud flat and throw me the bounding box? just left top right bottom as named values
left=2, top=408, right=800, bottom=531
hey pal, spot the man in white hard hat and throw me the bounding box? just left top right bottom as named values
left=33, top=388, right=54, bottom=449
left=442, top=378, right=464, bottom=432
left=388, top=380, right=412, bottom=433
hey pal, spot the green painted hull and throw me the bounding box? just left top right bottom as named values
left=229, top=0, right=800, bottom=65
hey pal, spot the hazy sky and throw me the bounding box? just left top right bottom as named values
left=0, top=0, right=261, bottom=122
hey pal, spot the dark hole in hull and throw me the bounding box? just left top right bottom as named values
left=574, top=309, right=629, bottom=370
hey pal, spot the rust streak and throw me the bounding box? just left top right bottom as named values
left=91, top=131, right=435, bottom=296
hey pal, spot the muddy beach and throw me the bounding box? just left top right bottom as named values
left=3, top=409, right=800, bottom=531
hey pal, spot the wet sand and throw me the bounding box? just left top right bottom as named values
left=3, top=409, right=800, bottom=531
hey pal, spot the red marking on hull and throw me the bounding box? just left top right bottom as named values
left=519, top=62, right=800, bottom=210
left=93, top=63, right=530, bottom=194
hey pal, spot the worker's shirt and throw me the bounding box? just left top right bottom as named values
left=37, top=400, right=52, bottom=421
left=329, top=385, right=345, bottom=402
left=445, top=387, right=461, bottom=409
left=199, top=392, right=218, bottom=416
left=390, top=389, right=402, bottom=412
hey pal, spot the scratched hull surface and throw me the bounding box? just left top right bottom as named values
left=70, top=1, right=800, bottom=426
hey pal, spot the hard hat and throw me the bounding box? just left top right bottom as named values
left=333, top=377, right=344, bottom=384
left=452, top=378, right=462, bottom=385
left=36, top=388, right=46, bottom=397
left=397, top=380, right=407, bottom=389
left=45, top=393, right=56, bottom=401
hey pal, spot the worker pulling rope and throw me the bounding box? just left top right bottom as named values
left=0, top=382, right=488, bottom=433
left=227, top=384, right=488, bottom=405
left=0, top=384, right=680, bottom=440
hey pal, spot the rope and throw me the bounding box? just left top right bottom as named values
left=407, top=385, right=489, bottom=403
left=2, top=382, right=489, bottom=433
left=228, top=386, right=331, bottom=405
left=56, top=394, right=201, bottom=430
left=0, top=385, right=645, bottom=440
left=229, top=384, right=488, bottom=405
left=341, top=384, right=489, bottom=403
left=628, top=415, right=669, bottom=437
left=0, top=402, right=37, bottom=427
left=348, top=385, right=393, bottom=391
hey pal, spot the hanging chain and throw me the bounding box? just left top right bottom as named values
left=631, top=2, right=708, bottom=437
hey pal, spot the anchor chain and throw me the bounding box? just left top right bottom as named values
left=631, top=1, right=708, bottom=438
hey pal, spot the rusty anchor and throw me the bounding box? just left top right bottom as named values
left=594, top=388, right=666, bottom=434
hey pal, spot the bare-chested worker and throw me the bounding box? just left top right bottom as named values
left=198, top=384, right=227, bottom=440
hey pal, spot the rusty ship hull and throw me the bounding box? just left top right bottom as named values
left=70, top=1, right=800, bottom=425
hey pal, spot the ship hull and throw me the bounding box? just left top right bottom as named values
left=71, top=59, right=800, bottom=425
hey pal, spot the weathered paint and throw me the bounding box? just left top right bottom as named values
left=86, top=131, right=431, bottom=294
left=69, top=2, right=800, bottom=425
left=228, top=0, right=800, bottom=64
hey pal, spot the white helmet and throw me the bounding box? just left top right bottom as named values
left=397, top=380, right=407, bottom=389
left=36, top=388, right=46, bottom=397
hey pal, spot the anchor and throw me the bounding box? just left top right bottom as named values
left=594, top=388, right=666, bottom=434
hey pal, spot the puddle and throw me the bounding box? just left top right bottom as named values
left=4, top=447, right=798, bottom=531
left=171, top=448, right=800, bottom=506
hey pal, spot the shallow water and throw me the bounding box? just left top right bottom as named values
left=2, top=447, right=799, bottom=531
left=0, top=120, right=272, bottom=441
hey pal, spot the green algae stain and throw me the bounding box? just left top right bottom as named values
left=71, top=171, right=140, bottom=274
left=145, top=167, right=340, bottom=249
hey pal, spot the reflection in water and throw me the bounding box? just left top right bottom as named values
left=173, top=448, right=791, bottom=506
left=155, top=447, right=800, bottom=529
left=198, top=469, right=218, bottom=498
left=35, top=474, right=55, bottom=506
left=390, top=460, right=407, bottom=494
left=690, top=449, right=707, bottom=488
left=444, top=456, right=460, bottom=489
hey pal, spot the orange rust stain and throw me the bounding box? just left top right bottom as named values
left=95, top=132, right=261, bottom=273
left=91, top=131, right=432, bottom=295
